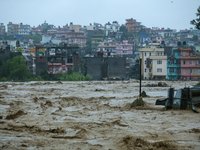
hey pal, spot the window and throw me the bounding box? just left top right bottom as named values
left=169, top=68, right=174, bottom=73
left=157, top=68, right=162, bottom=72
left=128, top=47, right=132, bottom=49
left=183, top=60, right=186, bottom=65
left=145, top=69, right=146, bottom=72
left=157, top=53, right=159, bottom=56
left=117, top=51, right=122, bottom=53
left=134, top=23, right=140, bottom=25
left=183, top=52, right=186, bottom=56
left=49, top=67, right=53, bottom=71
left=197, top=60, right=200, bottom=65
left=128, top=51, right=132, bottom=54
left=63, top=67, right=66, bottom=71
left=183, top=69, right=186, bottom=74
left=157, top=60, right=162, bottom=64
left=149, top=69, right=151, bottom=72
left=123, top=51, right=127, bottom=53
left=169, top=60, right=174, bottom=64
left=189, top=69, right=193, bottom=73
left=160, top=53, right=162, bottom=56
left=189, top=61, right=193, bottom=65
left=55, top=66, right=59, bottom=71
left=150, top=53, right=151, bottom=56
left=145, top=53, right=146, bottom=56
left=145, top=60, right=146, bottom=64
left=117, top=46, right=122, bottom=49
left=198, top=69, right=200, bottom=74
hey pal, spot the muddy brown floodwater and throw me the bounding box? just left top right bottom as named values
left=0, top=80, right=200, bottom=150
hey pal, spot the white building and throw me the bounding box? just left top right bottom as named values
left=18, top=23, right=31, bottom=35
left=105, top=21, right=120, bottom=37
left=139, top=43, right=167, bottom=80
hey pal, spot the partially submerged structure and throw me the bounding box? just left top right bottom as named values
left=156, top=86, right=200, bottom=112
left=85, top=56, right=126, bottom=80
left=35, top=45, right=80, bottom=75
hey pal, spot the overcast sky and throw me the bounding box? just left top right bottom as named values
left=0, top=0, right=199, bottom=31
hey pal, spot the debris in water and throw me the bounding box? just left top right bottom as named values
left=131, top=97, right=144, bottom=108
left=6, top=110, right=26, bottom=119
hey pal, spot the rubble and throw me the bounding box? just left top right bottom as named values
left=131, top=97, right=145, bottom=108
left=145, top=82, right=169, bottom=87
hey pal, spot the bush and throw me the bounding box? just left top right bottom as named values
left=57, top=72, right=92, bottom=81
left=195, top=82, right=200, bottom=86
left=84, top=74, right=93, bottom=81
left=29, top=76, right=44, bottom=81
left=0, top=77, right=8, bottom=82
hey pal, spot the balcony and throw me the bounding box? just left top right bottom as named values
left=149, top=65, right=152, bottom=68
left=168, top=71, right=181, bottom=75
left=149, top=73, right=152, bottom=76
left=168, top=63, right=181, bottom=67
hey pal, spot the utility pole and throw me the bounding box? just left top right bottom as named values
left=140, top=58, right=142, bottom=97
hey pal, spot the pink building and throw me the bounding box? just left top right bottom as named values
left=47, top=63, right=73, bottom=74
left=181, top=47, right=200, bottom=80
left=116, top=40, right=133, bottom=55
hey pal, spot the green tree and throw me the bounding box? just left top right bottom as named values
left=128, top=59, right=141, bottom=79
left=42, top=26, right=52, bottom=34
left=192, top=35, right=199, bottom=42
left=15, top=47, right=24, bottom=52
left=4, top=35, right=15, bottom=40
left=121, top=32, right=133, bottom=41
left=0, top=56, right=31, bottom=81
left=120, top=25, right=133, bottom=41
left=119, top=25, right=128, bottom=33
left=24, top=34, right=42, bottom=43
left=191, top=6, right=200, bottom=30
left=86, top=40, right=92, bottom=54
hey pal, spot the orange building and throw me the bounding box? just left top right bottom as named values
left=126, top=18, right=142, bottom=33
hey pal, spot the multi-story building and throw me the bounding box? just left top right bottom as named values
left=152, top=28, right=176, bottom=38
left=69, top=22, right=81, bottom=32
left=181, top=47, right=200, bottom=80
left=139, top=43, right=167, bottom=80
left=91, top=34, right=104, bottom=53
left=41, top=26, right=87, bottom=49
left=105, top=21, right=120, bottom=37
left=31, top=25, right=45, bottom=35
left=7, top=22, right=19, bottom=35
left=0, top=23, right=6, bottom=37
left=116, top=40, right=133, bottom=56
left=18, top=23, right=31, bottom=35
left=126, top=18, right=142, bottom=33
left=167, top=48, right=181, bottom=80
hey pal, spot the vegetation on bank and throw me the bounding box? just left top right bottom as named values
left=0, top=55, right=92, bottom=82
left=195, top=82, right=200, bottom=86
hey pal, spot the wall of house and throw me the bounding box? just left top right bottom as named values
left=107, top=57, right=126, bottom=78
left=85, top=57, right=102, bottom=80
left=152, top=58, right=167, bottom=77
